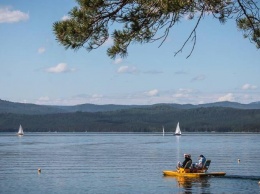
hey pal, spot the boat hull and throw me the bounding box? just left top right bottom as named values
left=163, top=170, right=226, bottom=177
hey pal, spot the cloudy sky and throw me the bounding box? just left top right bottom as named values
left=0, top=0, right=259, bottom=106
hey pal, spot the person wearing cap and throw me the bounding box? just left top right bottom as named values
left=196, top=154, right=206, bottom=169
left=177, top=154, right=192, bottom=169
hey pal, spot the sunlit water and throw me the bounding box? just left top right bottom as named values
left=0, top=133, right=260, bottom=193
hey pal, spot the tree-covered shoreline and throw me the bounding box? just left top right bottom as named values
left=1, top=106, right=260, bottom=133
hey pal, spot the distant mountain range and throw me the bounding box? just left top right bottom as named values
left=1, top=99, right=260, bottom=132
left=0, top=99, right=260, bottom=115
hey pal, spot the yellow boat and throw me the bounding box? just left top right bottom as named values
left=163, top=159, right=226, bottom=178
left=163, top=170, right=226, bottom=177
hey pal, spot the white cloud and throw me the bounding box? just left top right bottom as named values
left=241, top=83, right=257, bottom=90
left=145, top=89, right=159, bottom=97
left=191, top=74, right=206, bottom=82
left=174, top=93, right=188, bottom=98
left=117, top=66, right=137, bottom=74
left=40, top=94, right=105, bottom=105
left=0, top=7, right=29, bottom=23
left=26, top=89, right=259, bottom=106
left=173, top=88, right=193, bottom=98
left=218, top=93, right=234, bottom=102
left=92, top=94, right=103, bottom=99
left=35, top=96, right=52, bottom=105
left=114, top=58, right=123, bottom=64
left=38, top=47, right=45, bottom=54
left=38, top=96, right=50, bottom=101
left=46, top=63, right=75, bottom=73
left=242, top=94, right=251, bottom=101
left=61, top=15, right=70, bottom=21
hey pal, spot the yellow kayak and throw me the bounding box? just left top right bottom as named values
left=163, top=170, right=226, bottom=177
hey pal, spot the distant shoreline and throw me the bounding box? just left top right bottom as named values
left=0, top=131, right=259, bottom=134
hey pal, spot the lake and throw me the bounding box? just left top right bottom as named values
left=0, top=133, right=260, bottom=193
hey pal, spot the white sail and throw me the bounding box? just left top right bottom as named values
left=174, top=122, right=181, bottom=135
left=17, top=125, right=24, bottom=136
left=162, top=126, right=165, bottom=136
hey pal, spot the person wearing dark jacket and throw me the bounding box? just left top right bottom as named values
left=177, top=154, right=192, bottom=169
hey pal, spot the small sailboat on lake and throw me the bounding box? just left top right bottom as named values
left=174, top=122, right=181, bottom=136
left=17, top=124, right=24, bottom=136
left=162, top=126, right=165, bottom=136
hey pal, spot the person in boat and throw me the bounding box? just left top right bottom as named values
left=177, top=154, right=192, bottom=169
left=195, top=154, right=206, bottom=169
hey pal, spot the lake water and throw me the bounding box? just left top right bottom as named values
left=0, top=133, right=260, bottom=193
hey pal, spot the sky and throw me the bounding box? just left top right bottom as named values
left=0, top=0, right=259, bottom=106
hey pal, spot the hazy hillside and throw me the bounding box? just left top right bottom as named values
left=1, top=99, right=260, bottom=115
left=0, top=99, right=67, bottom=114
left=56, top=104, right=145, bottom=113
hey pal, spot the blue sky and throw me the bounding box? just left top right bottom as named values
left=0, top=0, right=259, bottom=105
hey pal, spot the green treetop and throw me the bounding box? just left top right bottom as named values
left=53, top=0, right=259, bottom=59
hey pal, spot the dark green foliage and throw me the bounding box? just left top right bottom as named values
left=1, top=99, right=260, bottom=132
left=53, top=0, right=259, bottom=58
left=0, top=106, right=260, bottom=132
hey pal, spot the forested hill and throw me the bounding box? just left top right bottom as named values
left=1, top=99, right=260, bottom=115
left=0, top=99, right=142, bottom=114
left=0, top=106, right=260, bottom=133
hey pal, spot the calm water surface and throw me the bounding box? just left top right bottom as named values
left=0, top=133, right=260, bottom=194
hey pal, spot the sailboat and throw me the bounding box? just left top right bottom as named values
left=174, top=122, right=181, bottom=136
left=162, top=126, right=165, bottom=136
left=17, top=124, right=24, bottom=136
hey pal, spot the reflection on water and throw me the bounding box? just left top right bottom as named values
left=175, top=136, right=181, bottom=163
left=164, top=176, right=210, bottom=193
